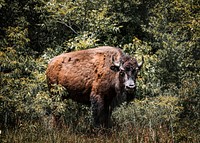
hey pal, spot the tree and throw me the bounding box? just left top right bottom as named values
left=143, top=0, right=200, bottom=140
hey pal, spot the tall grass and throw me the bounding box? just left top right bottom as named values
left=1, top=96, right=199, bottom=143
left=1, top=124, right=174, bottom=143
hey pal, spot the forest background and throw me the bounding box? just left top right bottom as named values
left=0, top=0, right=199, bottom=142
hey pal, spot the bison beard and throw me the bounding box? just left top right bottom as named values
left=46, top=46, right=143, bottom=128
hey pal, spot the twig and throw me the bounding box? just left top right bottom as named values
left=57, top=21, right=78, bottom=35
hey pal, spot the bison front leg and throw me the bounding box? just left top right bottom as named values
left=90, top=94, right=107, bottom=128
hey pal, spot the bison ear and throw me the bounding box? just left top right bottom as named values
left=110, top=65, right=120, bottom=72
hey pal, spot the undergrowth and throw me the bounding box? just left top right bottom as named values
left=2, top=95, right=198, bottom=143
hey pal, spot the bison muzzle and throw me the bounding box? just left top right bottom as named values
left=46, top=46, right=143, bottom=127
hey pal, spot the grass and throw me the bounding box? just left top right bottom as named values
left=1, top=123, right=174, bottom=143
left=1, top=96, right=199, bottom=143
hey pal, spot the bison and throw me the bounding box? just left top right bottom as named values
left=46, top=46, right=143, bottom=127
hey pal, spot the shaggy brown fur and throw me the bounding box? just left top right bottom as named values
left=46, top=46, right=143, bottom=127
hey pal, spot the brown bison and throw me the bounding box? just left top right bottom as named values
left=46, top=46, right=143, bottom=127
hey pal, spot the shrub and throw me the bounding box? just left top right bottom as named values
left=113, top=96, right=182, bottom=142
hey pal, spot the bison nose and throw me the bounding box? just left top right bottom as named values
left=125, top=79, right=136, bottom=90
left=126, top=84, right=135, bottom=89
left=125, top=82, right=136, bottom=90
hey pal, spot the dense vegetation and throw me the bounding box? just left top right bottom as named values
left=0, top=0, right=199, bottom=142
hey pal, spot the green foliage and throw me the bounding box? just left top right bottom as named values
left=140, top=1, right=200, bottom=141
left=64, top=31, right=100, bottom=51
left=113, top=96, right=181, bottom=127
left=113, top=96, right=182, bottom=142
left=0, top=0, right=199, bottom=142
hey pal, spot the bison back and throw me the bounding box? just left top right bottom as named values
left=46, top=46, right=122, bottom=104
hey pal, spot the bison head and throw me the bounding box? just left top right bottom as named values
left=110, top=55, right=144, bottom=92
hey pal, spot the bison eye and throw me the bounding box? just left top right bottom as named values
left=119, top=71, right=125, bottom=76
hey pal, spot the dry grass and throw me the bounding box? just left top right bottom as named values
left=1, top=123, right=174, bottom=143
left=1, top=96, right=199, bottom=143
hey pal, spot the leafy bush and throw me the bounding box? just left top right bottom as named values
left=113, top=96, right=182, bottom=142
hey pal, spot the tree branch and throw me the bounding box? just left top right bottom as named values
left=57, top=21, right=78, bottom=35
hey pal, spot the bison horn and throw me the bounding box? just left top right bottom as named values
left=111, top=55, right=124, bottom=71
left=138, top=56, right=144, bottom=69
left=112, top=55, right=120, bottom=67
